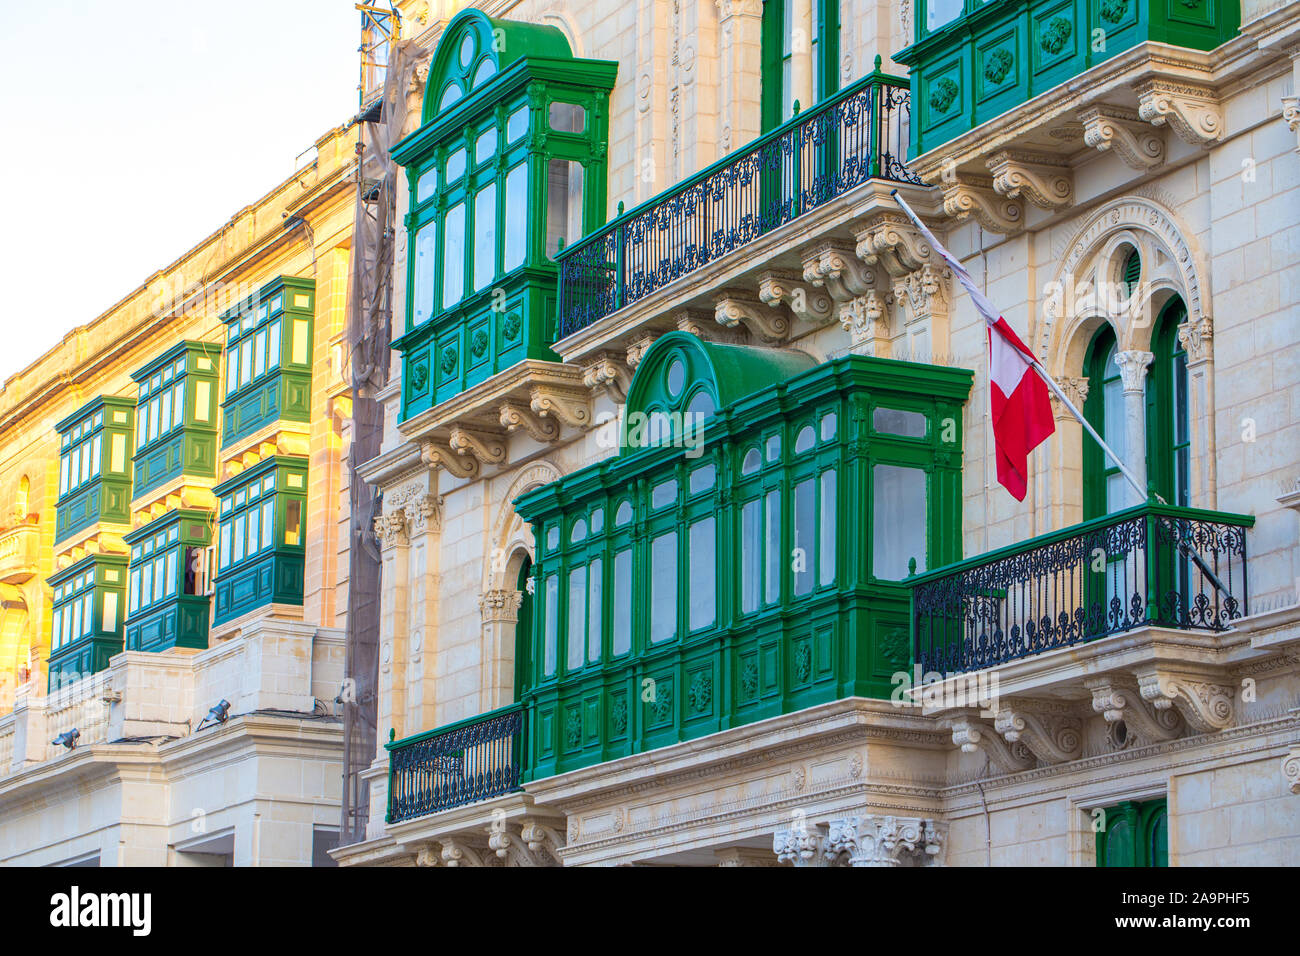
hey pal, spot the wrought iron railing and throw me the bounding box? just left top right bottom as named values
left=909, top=504, right=1253, bottom=676
left=555, top=61, right=920, bottom=340
left=386, top=703, right=523, bottom=824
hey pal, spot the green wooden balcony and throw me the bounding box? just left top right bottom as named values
left=47, top=554, right=128, bottom=691
left=130, top=342, right=222, bottom=500
left=219, top=276, right=315, bottom=448
left=123, top=509, right=214, bottom=654
left=54, top=397, right=136, bottom=546
left=893, top=0, right=1241, bottom=157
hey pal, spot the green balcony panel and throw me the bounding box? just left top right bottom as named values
left=47, top=553, right=128, bottom=692
left=894, top=0, right=1242, bottom=156
left=54, top=396, right=136, bottom=545
left=219, top=276, right=315, bottom=447
left=391, top=8, right=618, bottom=420
left=210, top=456, right=308, bottom=627
left=124, top=508, right=214, bottom=654
left=513, top=332, right=973, bottom=782
left=130, top=341, right=222, bottom=499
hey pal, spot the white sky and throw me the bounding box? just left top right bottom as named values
left=0, top=0, right=360, bottom=385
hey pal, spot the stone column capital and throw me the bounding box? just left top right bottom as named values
left=1114, top=350, right=1154, bottom=393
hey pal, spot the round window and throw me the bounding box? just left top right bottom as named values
left=459, top=32, right=476, bottom=68
left=666, top=358, right=685, bottom=399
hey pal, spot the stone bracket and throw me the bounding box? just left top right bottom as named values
left=1137, top=668, right=1235, bottom=734
left=986, top=150, right=1073, bottom=210
left=448, top=426, right=506, bottom=466
left=949, top=714, right=1035, bottom=774
left=581, top=351, right=634, bottom=404
left=852, top=211, right=935, bottom=277
left=499, top=401, right=561, bottom=443
left=420, top=438, right=479, bottom=479
left=625, top=333, right=659, bottom=369
left=992, top=700, right=1083, bottom=765
left=1136, top=80, right=1224, bottom=147
left=938, top=176, right=1024, bottom=233
left=519, top=820, right=565, bottom=862
left=757, top=270, right=834, bottom=326
left=1284, top=745, right=1300, bottom=795
left=1079, top=105, right=1166, bottom=170
left=800, top=241, right=877, bottom=301
left=715, top=291, right=790, bottom=343
left=530, top=385, right=592, bottom=430
left=1085, top=675, right=1183, bottom=744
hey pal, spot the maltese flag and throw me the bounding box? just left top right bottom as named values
left=890, top=191, right=1055, bottom=500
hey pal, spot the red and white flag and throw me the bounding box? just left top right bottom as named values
left=890, top=192, right=1055, bottom=500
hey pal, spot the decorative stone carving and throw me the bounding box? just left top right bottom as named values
left=420, top=438, right=479, bottom=479
left=1114, top=350, right=1154, bottom=393
left=824, top=815, right=946, bottom=867
left=1085, top=676, right=1183, bottom=744
left=1284, top=746, right=1300, bottom=795
left=1138, top=670, right=1234, bottom=734
left=992, top=701, right=1083, bottom=764
left=530, top=385, right=592, bottom=429
left=1135, top=80, right=1223, bottom=146
left=440, top=839, right=485, bottom=867
left=801, top=241, right=876, bottom=301
left=892, top=264, right=950, bottom=326
left=839, top=291, right=890, bottom=355
left=581, top=352, right=633, bottom=403
left=405, top=494, right=442, bottom=535
left=1079, top=105, right=1165, bottom=170
left=1283, top=95, right=1300, bottom=152
left=500, top=401, right=561, bottom=443
left=520, top=820, right=564, bottom=860
left=415, top=845, right=440, bottom=867
left=1177, top=316, right=1213, bottom=365
left=773, top=826, right=829, bottom=867
left=950, top=714, right=1035, bottom=773
left=986, top=150, right=1073, bottom=210
left=715, top=847, right=777, bottom=867
left=373, top=512, right=409, bottom=550
left=757, top=271, right=834, bottom=325
left=1049, top=376, right=1090, bottom=420
left=479, top=589, right=523, bottom=623
left=852, top=212, right=934, bottom=277
left=715, top=291, right=789, bottom=343
left=938, top=176, right=1024, bottom=233
left=625, top=333, right=659, bottom=369
left=448, top=426, right=506, bottom=466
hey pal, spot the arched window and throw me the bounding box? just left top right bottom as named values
left=1082, top=324, right=1126, bottom=519
left=393, top=10, right=617, bottom=419
left=1147, top=297, right=1190, bottom=508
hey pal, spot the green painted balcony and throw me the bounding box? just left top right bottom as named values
left=47, top=553, right=128, bottom=691
left=391, top=8, right=617, bottom=421
left=210, top=456, right=308, bottom=627
left=123, top=509, right=214, bottom=654
left=219, top=276, right=315, bottom=447
left=893, top=0, right=1241, bottom=157
left=54, top=397, right=136, bottom=546
left=130, top=342, right=222, bottom=500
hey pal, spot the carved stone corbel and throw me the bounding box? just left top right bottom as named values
left=479, top=588, right=523, bottom=624
left=488, top=817, right=551, bottom=866
left=519, top=820, right=564, bottom=861
left=1135, top=80, right=1223, bottom=147
left=675, top=308, right=744, bottom=343
left=949, top=714, right=1035, bottom=773
left=530, top=385, right=592, bottom=429
left=1284, top=746, right=1300, bottom=795
left=500, top=401, right=561, bottom=443
left=892, top=264, right=950, bottom=325
left=1079, top=105, right=1165, bottom=170
left=1177, top=316, right=1213, bottom=366
left=938, top=176, right=1023, bottom=233
left=1282, top=95, right=1300, bottom=153
left=1085, top=676, right=1183, bottom=744
left=773, top=825, right=829, bottom=867
left=852, top=211, right=934, bottom=277
left=824, top=816, right=945, bottom=867
left=839, top=290, right=890, bottom=355
left=757, top=270, right=834, bottom=325
left=992, top=701, right=1083, bottom=764
left=440, top=838, right=486, bottom=867
left=420, top=438, right=479, bottom=479
left=800, top=241, right=877, bottom=301
left=625, top=333, right=659, bottom=369
left=715, top=291, right=789, bottom=343
left=372, top=511, right=409, bottom=550
left=1049, top=377, right=1090, bottom=421
left=414, top=844, right=440, bottom=867
left=986, top=150, right=1073, bottom=210
left=1137, top=669, right=1234, bottom=734
left=581, top=351, right=634, bottom=404
left=448, top=426, right=507, bottom=466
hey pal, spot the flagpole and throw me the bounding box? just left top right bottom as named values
left=889, top=189, right=1149, bottom=505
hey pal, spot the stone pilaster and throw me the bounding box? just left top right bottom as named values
left=479, top=589, right=524, bottom=712
left=714, top=0, right=763, bottom=154
left=1178, top=316, right=1216, bottom=509
left=1115, top=350, right=1154, bottom=506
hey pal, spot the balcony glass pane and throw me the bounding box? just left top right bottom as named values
left=819, top=469, right=836, bottom=586
left=926, top=0, right=963, bottom=33
left=567, top=565, right=586, bottom=670
left=503, top=163, right=527, bottom=272
left=473, top=182, right=497, bottom=291
left=764, top=489, right=781, bottom=604
left=872, top=464, right=927, bottom=579
left=543, top=574, right=558, bottom=676
left=443, top=202, right=465, bottom=308
left=741, top=498, right=760, bottom=613
left=793, top=478, right=814, bottom=597
left=546, top=160, right=584, bottom=258
left=689, top=517, right=715, bottom=630
left=507, top=104, right=529, bottom=143
left=613, top=548, right=631, bottom=656
left=650, top=531, right=677, bottom=643
left=587, top=557, right=602, bottom=663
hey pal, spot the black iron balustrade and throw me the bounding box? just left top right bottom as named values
left=909, top=504, right=1253, bottom=676
left=555, top=61, right=921, bottom=340
left=386, top=703, right=523, bottom=824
